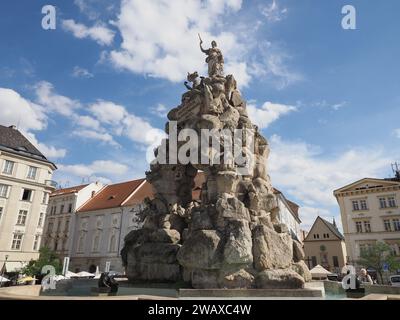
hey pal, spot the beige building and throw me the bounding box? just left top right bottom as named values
left=42, top=182, right=104, bottom=260
left=303, top=216, right=347, bottom=273
left=0, top=125, right=57, bottom=272
left=334, top=177, right=400, bottom=265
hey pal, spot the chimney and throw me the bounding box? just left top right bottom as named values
left=91, top=191, right=96, bottom=198
left=9, top=125, right=17, bottom=130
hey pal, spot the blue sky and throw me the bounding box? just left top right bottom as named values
left=1, top=0, right=399, bottom=230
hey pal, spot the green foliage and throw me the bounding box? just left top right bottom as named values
left=21, top=247, right=62, bottom=277
left=357, top=242, right=400, bottom=284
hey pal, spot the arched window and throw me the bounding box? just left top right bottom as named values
left=92, top=232, right=101, bottom=252
left=77, top=233, right=85, bottom=252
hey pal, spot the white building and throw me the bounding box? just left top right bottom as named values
left=0, top=125, right=57, bottom=272
left=334, top=176, right=400, bottom=264
left=69, top=179, right=153, bottom=273
left=41, top=182, right=104, bottom=259
left=273, top=188, right=302, bottom=242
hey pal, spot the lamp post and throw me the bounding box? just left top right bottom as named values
left=0, top=255, right=9, bottom=288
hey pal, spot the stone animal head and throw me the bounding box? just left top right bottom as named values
left=187, top=71, right=199, bottom=82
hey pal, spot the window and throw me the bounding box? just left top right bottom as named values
left=21, top=189, right=33, bottom=202
left=379, top=197, right=387, bottom=209
left=356, top=221, right=363, bottom=233
left=0, top=184, right=10, bottom=198
left=68, top=203, right=73, bottom=213
left=57, top=220, right=61, bottom=232
left=65, top=219, right=70, bottom=232
left=388, top=197, right=397, bottom=208
left=3, top=160, right=14, bottom=174
left=42, top=193, right=48, bottom=204
left=11, top=233, right=23, bottom=250
left=77, top=233, right=86, bottom=252
left=48, top=220, right=54, bottom=233
left=360, top=200, right=368, bottom=210
left=393, top=219, right=400, bottom=232
left=384, top=219, right=392, bottom=232
left=333, top=256, right=339, bottom=268
left=60, top=205, right=64, bottom=214
left=109, top=234, right=116, bottom=252
left=27, top=166, right=38, bottom=180
left=0, top=207, right=3, bottom=222
left=33, top=235, right=40, bottom=251
left=352, top=200, right=360, bottom=211
left=92, top=233, right=101, bottom=252
left=16, top=210, right=28, bottom=225
left=313, top=234, right=320, bottom=239
left=311, top=256, right=317, bottom=268
left=38, top=212, right=45, bottom=227
left=364, top=221, right=371, bottom=233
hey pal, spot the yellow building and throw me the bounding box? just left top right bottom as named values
left=0, top=125, right=57, bottom=272
left=334, top=177, right=400, bottom=264
left=303, top=216, right=347, bottom=273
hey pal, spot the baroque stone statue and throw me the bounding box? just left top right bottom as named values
left=199, top=34, right=224, bottom=78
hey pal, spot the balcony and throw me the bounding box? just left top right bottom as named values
left=45, top=180, right=58, bottom=189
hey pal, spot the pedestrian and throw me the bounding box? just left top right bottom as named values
left=359, top=268, right=373, bottom=285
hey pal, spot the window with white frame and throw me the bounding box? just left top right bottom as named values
left=21, top=189, right=33, bottom=202
left=38, top=212, right=45, bottom=227
left=355, top=221, right=363, bottom=233
left=33, top=235, right=40, bottom=251
left=2, top=160, right=15, bottom=175
left=11, top=233, right=23, bottom=250
left=363, top=220, right=371, bottom=233
left=393, top=219, right=400, bottom=232
left=42, top=192, right=49, bottom=204
left=388, top=197, right=397, bottom=208
left=352, top=200, right=360, bottom=211
left=384, top=219, right=392, bottom=232
left=27, top=166, right=38, bottom=180
left=360, top=200, right=368, bottom=210
left=379, top=197, right=387, bottom=209
left=16, top=210, right=28, bottom=225
left=0, top=184, right=10, bottom=198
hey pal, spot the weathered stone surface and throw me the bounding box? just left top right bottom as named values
left=252, top=225, right=293, bottom=270
left=135, top=243, right=181, bottom=264
left=273, top=223, right=289, bottom=234
left=148, top=228, right=181, bottom=244
left=292, top=240, right=305, bottom=262
left=291, top=261, right=312, bottom=282
left=177, top=230, right=223, bottom=269
left=256, top=269, right=305, bottom=289
left=191, top=269, right=219, bottom=289
left=219, top=269, right=255, bottom=289
left=137, top=263, right=181, bottom=282
left=216, top=193, right=250, bottom=222
left=191, top=210, right=213, bottom=231
left=223, top=220, right=253, bottom=265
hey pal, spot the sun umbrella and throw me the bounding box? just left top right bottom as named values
left=94, top=266, right=101, bottom=279
left=310, top=264, right=333, bottom=279
left=65, top=271, right=79, bottom=278
left=0, top=276, right=9, bottom=283
left=76, top=271, right=95, bottom=278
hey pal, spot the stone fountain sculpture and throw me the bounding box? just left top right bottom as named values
left=121, top=39, right=311, bottom=289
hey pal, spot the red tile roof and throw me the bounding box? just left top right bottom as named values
left=78, top=179, right=145, bottom=212
left=51, top=184, right=89, bottom=197
left=123, top=180, right=154, bottom=206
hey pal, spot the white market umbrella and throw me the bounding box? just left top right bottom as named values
left=65, top=271, right=79, bottom=278
left=94, top=266, right=101, bottom=278
left=0, top=276, right=9, bottom=283
left=310, top=264, right=333, bottom=279
left=76, top=271, right=95, bottom=278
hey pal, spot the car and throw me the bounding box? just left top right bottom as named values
left=389, top=275, right=400, bottom=287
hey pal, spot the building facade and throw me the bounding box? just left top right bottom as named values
left=303, top=216, right=347, bottom=273
left=69, top=179, right=153, bottom=273
left=0, top=125, right=57, bottom=272
left=41, top=182, right=104, bottom=260
left=273, top=188, right=302, bottom=242
left=334, top=177, right=400, bottom=264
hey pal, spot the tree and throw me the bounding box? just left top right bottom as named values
left=21, top=247, right=62, bottom=278
left=357, top=242, right=400, bottom=284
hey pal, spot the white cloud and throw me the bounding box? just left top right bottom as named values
left=247, top=101, right=297, bottom=129
left=269, top=135, right=392, bottom=208
left=23, top=131, right=67, bottom=159
left=89, top=100, right=126, bottom=125
left=35, top=81, right=81, bottom=117
left=72, top=66, right=94, bottom=78
left=75, top=115, right=101, bottom=130
left=72, top=129, right=120, bottom=148
left=59, top=160, right=128, bottom=178
left=261, top=0, right=287, bottom=22
left=62, top=19, right=115, bottom=46
left=299, top=206, right=339, bottom=231
left=0, top=88, right=47, bottom=131
left=108, top=0, right=248, bottom=83
left=150, top=104, right=168, bottom=118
